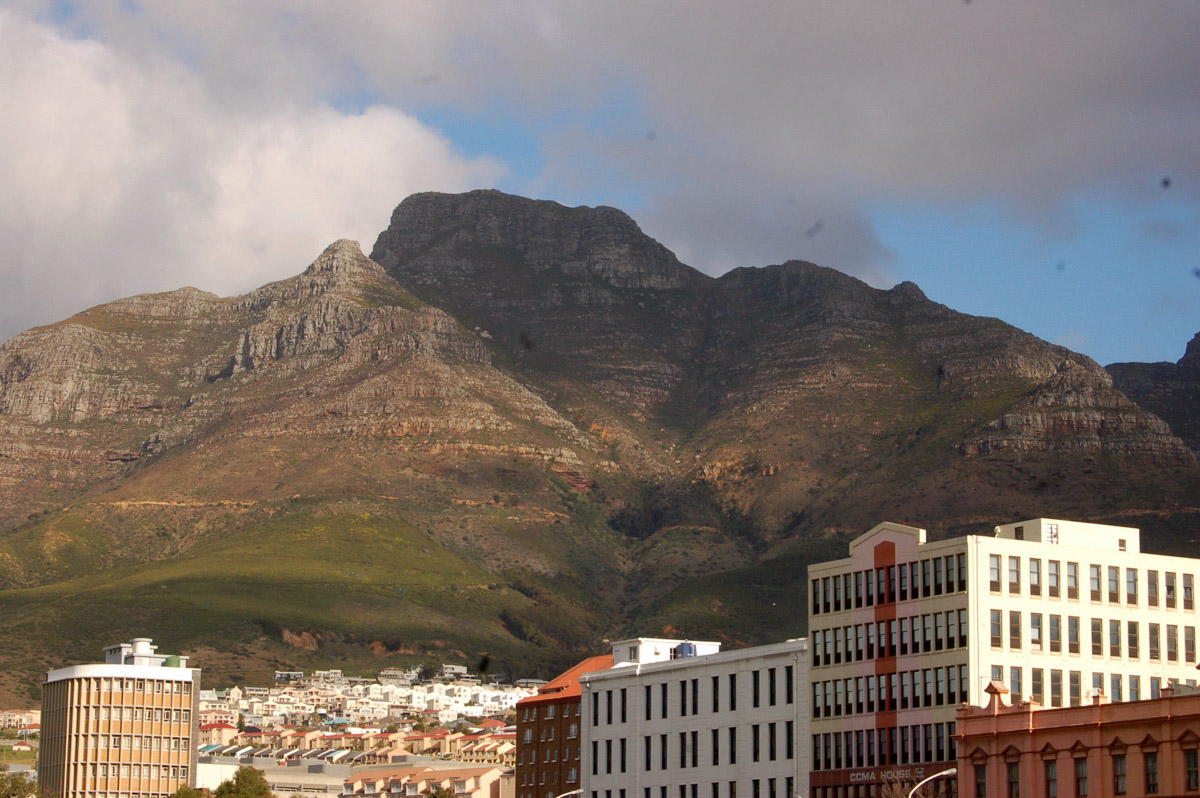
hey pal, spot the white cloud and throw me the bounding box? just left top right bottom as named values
left=0, top=6, right=504, bottom=342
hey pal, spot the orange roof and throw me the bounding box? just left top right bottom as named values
left=199, top=723, right=237, bottom=730
left=518, top=655, right=614, bottom=706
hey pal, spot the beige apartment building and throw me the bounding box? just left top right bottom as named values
left=806, top=518, right=1200, bottom=798
left=38, top=638, right=200, bottom=798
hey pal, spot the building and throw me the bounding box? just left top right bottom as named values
left=580, top=636, right=810, bottom=798
left=342, top=765, right=506, bottom=798
left=957, top=681, right=1200, bottom=798
left=806, top=518, right=1200, bottom=798
left=516, top=654, right=614, bottom=798
left=37, top=637, right=199, bottom=798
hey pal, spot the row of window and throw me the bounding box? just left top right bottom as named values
left=517, top=766, right=578, bottom=787
left=76, top=678, right=193, bottom=698
left=811, top=723, right=957, bottom=772
left=589, top=667, right=795, bottom=727
left=988, top=555, right=1196, bottom=610
left=989, top=611, right=1199, bottom=662
left=991, top=664, right=1193, bottom=706
left=975, top=749, right=1197, bottom=797
left=588, top=778, right=798, bottom=798
left=521, top=722, right=579, bottom=744
left=73, top=735, right=192, bottom=753
left=518, top=742, right=578, bottom=765
left=520, top=701, right=577, bottom=723
left=813, top=665, right=970, bottom=718
left=590, top=722, right=797, bottom=775
left=79, top=708, right=191, bottom=724
left=811, top=610, right=969, bottom=667
left=76, top=764, right=189, bottom=781
left=812, top=553, right=969, bottom=615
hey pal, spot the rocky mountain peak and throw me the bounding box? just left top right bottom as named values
left=1180, top=332, right=1200, bottom=372
left=303, top=239, right=381, bottom=278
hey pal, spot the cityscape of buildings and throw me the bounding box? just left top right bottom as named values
left=22, top=518, right=1200, bottom=798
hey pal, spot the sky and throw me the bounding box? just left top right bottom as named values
left=1, top=2, right=1198, bottom=366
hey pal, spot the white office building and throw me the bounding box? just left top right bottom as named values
left=580, top=636, right=810, bottom=798
left=806, top=518, right=1200, bottom=798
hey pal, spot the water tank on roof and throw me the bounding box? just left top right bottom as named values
left=671, top=642, right=698, bottom=659
left=164, top=655, right=181, bottom=668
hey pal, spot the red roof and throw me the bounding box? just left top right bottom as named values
left=477, top=718, right=507, bottom=728
left=518, top=655, right=614, bottom=707
left=199, top=723, right=237, bottom=731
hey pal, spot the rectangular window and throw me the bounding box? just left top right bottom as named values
left=1127, top=568, right=1138, bottom=605
left=1009, top=761, right=1020, bottom=798
left=1169, top=625, right=1180, bottom=662
left=990, top=555, right=1002, bottom=591
left=1069, top=671, right=1082, bottom=707
left=1092, top=618, right=1103, bottom=656
left=1050, top=670, right=1063, bottom=707
left=1068, top=562, right=1079, bottom=600
left=1130, top=675, right=1141, bottom=701
left=786, top=665, right=794, bottom=704
left=1149, top=570, right=1159, bottom=606
left=1110, top=620, right=1122, bottom=657
left=1069, top=616, right=1080, bottom=654
left=1151, top=623, right=1161, bottom=660
left=1186, top=749, right=1199, bottom=791
left=1031, top=613, right=1043, bottom=648
left=1128, top=622, right=1139, bottom=659
left=1109, top=566, right=1121, bottom=603
left=1009, top=557, right=1021, bottom=594
left=1168, top=573, right=1178, bottom=608
left=751, top=725, right=760, bottom=762
left=661, top=683, right=668, bottom=718
left=1030, top=559, right=1042, bottom=596
left=1075, top=758, right=1088, bottom=797
left=768, top=668, right=777, bottom=706
left=1032, top=668, right=1044, bottom=703
left=1090, top=565, right=1102, bottom=602
left=729, top=728, right=736, bottom=764
left=1010, top=666, right=1022, bottom=700
left=1010, top=611, right=1022, bottom=649
left=1111, top=673, right=1123, bottom=702
left=1045, top=760, right=1058, bottom=798
left=1187, top=574, right=1195, bottom=610
left=729, top=674, right=737, bottom=711
left=1114, top=753, right=1127, bottom=795
left=1050, top=615, right=1062, bottom=653
left=1049, top=560, right=1061, bottom=598
left=976, top=765, right=987, bottom=798
left=1188, top=627, right=1197, bottom=663
left=711, top=676, right=718, bottom=713
left=621, top=688, right=628, bottom=722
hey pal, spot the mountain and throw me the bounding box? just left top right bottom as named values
left=0, top=191, right=1196, bottom=705
left=1108, top=333, right=1200, bottom=458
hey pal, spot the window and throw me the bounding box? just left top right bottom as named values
left=1069, top=671, right=1081, bottom=707
left=1114, top=753, right=1127, bottom=795
left=1091, top=618, right=1103, bottom=656
left=1068, top=562, right=1079, bottom=600
left=990, top=555, right=1002, bottom=592
left=1068, top=616, right=1080, bottom=653
left=1188, top=627, right=1197, bottom=663
left=1186, top=749, right=1199, bottom=791
left=1110, top=619, right=1122, bottom=657
left=1130, top=675, right=1141, bottom=701
left=975, top=764, right=987, bottom=798
left=768, top=668, right=777, bottom=706
left=1010, top=666, right=1022, bottom=700
left=1128, top=621, right=1139, bottom=658
left=1090, top=565, right=1102, bottom=602
left=752, top=670, right=760, bottom=708
left=1050, top=670, right=1063, bottom=707
left=1045, top=760, right=1058, bottom=798
left=1010, top=611, right=1022, bottom=649
left=1149, top=570, right=1160, bottom=606
left=991, top=611, right=1003, bottom=647
left=1151, top=623, right=1161, bottom=660
left=1030, top=559, right=1042, bottom=596
left=1031, top=613, right=1043, bottom=649
left=1169, top=625, right=1180, bottom=662
left=1126, top=568, right=1138, bottom=604
left=1111, top=674, right=1123, bottom=702
left=1187, top=574, right=1195, bottom=610
left=1109, top=566, right=1120, bottom=603
left=1075, top=758, right=1088, bottom=797
left=1168, top=573, right=1178, bottom=608
left=1009, top=557, right=1021, bottom=594
left=1049, top=561, right=1061, bottom=598
left=1031, top=668, right=1044, bottom=703
left=1008, top=761, right=1020, bottom=797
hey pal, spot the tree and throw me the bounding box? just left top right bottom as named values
left=168, top=787, right=205, bottom=798
left=214, top=766, right=272, bottom=798
left=0, top=770, right=43, bottom=798
left=429, top=787, right=456, bottom=798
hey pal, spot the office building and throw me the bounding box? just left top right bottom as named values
left=38, top=638, right=199, bottom=798
left=580, top=636, right=810, bottom=798
left=807, top=518, right=1200, bottom=797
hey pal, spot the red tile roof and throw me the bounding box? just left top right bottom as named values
left=518, top=655, right=614, bottom=706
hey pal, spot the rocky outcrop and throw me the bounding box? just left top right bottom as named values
left=1108, top=332, right=1200, bottom=457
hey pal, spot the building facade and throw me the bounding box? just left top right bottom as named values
left=38, top=638, right=200, bottom=798
left=806, top=518, right=1200, bottom=798
left=958, top=681, right=1200, bottom=798
left=580, top=637, right=810, bottom=798
left=516, top=654, right=613, bottom=798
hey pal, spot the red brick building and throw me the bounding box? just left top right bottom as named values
left=958, top=681, right=1200, bottom=798
left=516, top=656, right=612, bottom=798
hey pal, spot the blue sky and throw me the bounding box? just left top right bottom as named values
left=1, top=1, right=1197, bottom=366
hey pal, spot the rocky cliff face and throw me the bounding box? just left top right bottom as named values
left=1108, top=332, right=1200, bottom=457
left=0, top=192, right=1196, bottom=705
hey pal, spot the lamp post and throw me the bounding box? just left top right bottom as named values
left=907, top=767, right=957, bottom=798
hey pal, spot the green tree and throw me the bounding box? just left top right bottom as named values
left=214, top=766, right=272, bottom=798
left=168, top=787, right=205, bottom=798
left=0, top=769, right=43, bottom=798
left=429, top=787, right=456, bottom=798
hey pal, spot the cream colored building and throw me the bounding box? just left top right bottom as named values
left=38, top=638, right=199, bottom=798
left=806, top=518, right=1200, bottom=798
left=580, top=636, right=810, bottom=798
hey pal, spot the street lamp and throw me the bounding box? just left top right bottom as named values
left=907, top=768, right=957, bottom=798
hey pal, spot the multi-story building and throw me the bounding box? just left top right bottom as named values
left=958, top=680, right=1200, bottom=798
left=806, top=518, right=1200, bottom=798
left=516, top=654, right=613, bottom=798
left=38, top=638, right=199, bottom=798
left=580, top=636, right=810, bottom=798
